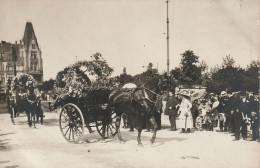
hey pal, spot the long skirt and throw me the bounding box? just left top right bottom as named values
left=176, top=115, right=193, bottom=129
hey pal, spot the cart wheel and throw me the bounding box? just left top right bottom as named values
left=95, top=111, right=117, bottom=139
left=59, top=103, right=85, bottom=143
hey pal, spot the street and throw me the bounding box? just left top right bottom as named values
left=0, top=101, right=259, bottom=168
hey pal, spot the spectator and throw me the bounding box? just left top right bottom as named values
left=177, top=91, right=193, bottom=133
left=165, top=92, right=180, bottom=131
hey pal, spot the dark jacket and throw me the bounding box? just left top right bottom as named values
left=156, top=96, right=163, bottom=113
left=165, top=96, right=180, bottom=115
left=233, top=111, right=243, bottom=127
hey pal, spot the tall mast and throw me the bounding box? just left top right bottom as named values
left=166, top=0, right=170, bottom=77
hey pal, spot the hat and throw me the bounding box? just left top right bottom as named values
left=122, top=83, right=137, bottom=89
left=220, top=91, right=227, bottom=95
left=179, top=90, right=190, bottom=97
left=232, top=91, right=240, bottom=96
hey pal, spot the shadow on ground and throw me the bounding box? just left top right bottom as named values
left=42, top=118, right=59, bottom=127
left=0, top=132, right=13, bottom=151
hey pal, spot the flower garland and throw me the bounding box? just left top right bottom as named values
left=8, top=73, right=36, bottom=99
left=54, top=69, right=89, bottom=104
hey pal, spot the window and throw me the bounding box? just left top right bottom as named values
left=32, top=43, right=36, bottom=49
left=6, top=65, right=13, bottom=72
left=30, top=62, right=33, bottom=70
left=0, top=74, right=5, bottom=85
left=6, top=74, right=13, bottom=81
left=31, top=51, right=37, bottom=59
left=0, top=63, right=4, bottom=71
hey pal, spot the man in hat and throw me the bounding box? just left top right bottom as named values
left=26, top=80, right=37, bottom=127
left=154, top=94, right=163, bottom=130
left=232, top=92, right=244, bottom=140
left=165, top=92, right=180, bottom=131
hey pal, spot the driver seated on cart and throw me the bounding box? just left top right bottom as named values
left=26, top=80, right=37, bottom=110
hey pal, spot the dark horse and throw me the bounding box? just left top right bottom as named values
left=109, top=85, right=160, bottom=146
left=25, top=83, right=43, bottom=127
left=10, top=82, right=43, bottom=127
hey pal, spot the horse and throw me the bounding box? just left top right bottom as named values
left=109, top=86, right=159, bottom=146
left=24, top=82, right=43, bottom=128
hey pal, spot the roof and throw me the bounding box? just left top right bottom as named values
left=23, top=22, right=38, bottom=49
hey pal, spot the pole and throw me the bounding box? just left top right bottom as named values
left=166, top=0, right=169, bottom=77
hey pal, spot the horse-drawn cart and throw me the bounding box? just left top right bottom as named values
left=7, top=73, right=44, bottom=127
left=58, top=89, right=118, bottom=143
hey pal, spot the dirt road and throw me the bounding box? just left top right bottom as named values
left=0, top=101, right=259, bottom=168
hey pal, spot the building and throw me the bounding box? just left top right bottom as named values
left=0, top=22, right=43, bottom=92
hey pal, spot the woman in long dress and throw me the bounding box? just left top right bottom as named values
left=177, top=94, right=193, bottom=133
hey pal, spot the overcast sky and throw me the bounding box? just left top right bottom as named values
left=0, top=0, right=259, bottom=80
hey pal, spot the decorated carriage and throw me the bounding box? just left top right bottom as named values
left=8, top=73, right=44, bottom=126
left=54, top=70, right=118, bottom=143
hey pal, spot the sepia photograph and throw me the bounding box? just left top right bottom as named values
left=0, top=0, right=259, bottom=168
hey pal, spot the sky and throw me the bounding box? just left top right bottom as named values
left=0, top=0, right=259, bottom=81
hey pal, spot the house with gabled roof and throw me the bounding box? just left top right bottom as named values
left=0, top=22, right=43, bottom=92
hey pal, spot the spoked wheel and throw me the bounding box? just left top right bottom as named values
left=59, top=103, right=85, bottom=143
left=95, top=111, right=117, bottom=139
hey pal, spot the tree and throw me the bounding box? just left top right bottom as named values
left=147, top=62, right=153, bottom=70
left=38, top=79, right=55, bottom=91
left=243, top=60, right=259, bottom=94
left=206, top=56, right=247, bottom=94
left=171, top=50, right=203, bottom=87
left=133, top=64, right=159, bottom=87
left=119, top=67, right=133, bottom=86
left=55, top=52, right=113, bottom=88
left=89, top=52, right=114, bottom=81
left=222, top=55, right=235, bottom=68
left=123, top=67, right=127, bottom=74
left=210, top=66, right=246, bottom=93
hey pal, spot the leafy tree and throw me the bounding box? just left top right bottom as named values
left=206, top=56, right=248, bottom=94
left=89, top=52, right=114, bottom=81
left=55, top=52, right=113, bottom=88
left=222, top=55, right=235, bottom=68
left=147, top=62, right=153, bottom=70
left=243, top=60, right=259, bottom=94
left=210, top=66, right=245, bottom=93
left=38, top=79, right=55, bottom=91
left=171, top=50, right=203, bottom=87
left=133, top=63, right=159, bottom=87
left=118, top=67, right=133, bottom=86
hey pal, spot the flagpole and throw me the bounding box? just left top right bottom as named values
left=166, top=0, right=169, bottom=77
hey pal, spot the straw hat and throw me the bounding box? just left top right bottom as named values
left=179, top=90, right=190, bottom=97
